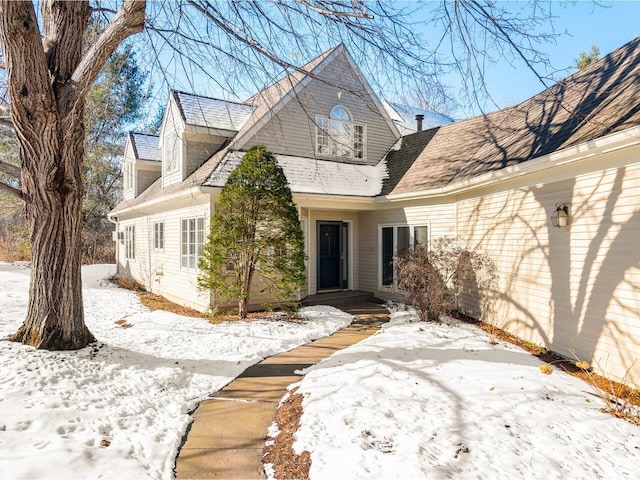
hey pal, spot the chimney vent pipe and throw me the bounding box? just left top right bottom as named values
left=415, top=114, right=424, bottom=132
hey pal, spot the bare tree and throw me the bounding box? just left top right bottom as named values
left=0, top=0, right=145, bottom=349
left=0, top=0, right=561, bottom=350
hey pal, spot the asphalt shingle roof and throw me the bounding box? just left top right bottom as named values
left=206, top=151, right=387, bottom=197
left=129, top=132, right=161, bottom=162
left=383, top=36, right=640, bottom=196
left=173, top=91, right=254, bottom=131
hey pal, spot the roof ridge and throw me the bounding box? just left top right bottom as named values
left=129, top=131, right=159, bottom=138
left=171, top=89, right=253, bottom=107
left=245, top=44, right=341, bottom=103
left=383, top=35, right=640, bottom=196
left=128, top=131, right=139, bottom=160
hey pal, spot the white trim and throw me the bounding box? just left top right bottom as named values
left=123, top=161, right=135, bottom=194
left=345, top=219, right=354, bottom=291
left=180, top=216, right=206, bottom=271
left=124, top=225, right=136, bottom=261
left=380, top=125, right=640, bottom=202
left=314, top=108, right=367, bottom=160
left=377, top=223, right=430, bottom=291
left=153, top=220, right=165, bottom=252
left=109, top=185, right=205, bottom=219
left=301, top=217, right=309, bottom=298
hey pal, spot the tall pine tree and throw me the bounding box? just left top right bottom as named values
left=198, top=146, right=306, bottom=319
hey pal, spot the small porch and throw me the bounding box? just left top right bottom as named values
left=301, top=289, right=373, bottom=307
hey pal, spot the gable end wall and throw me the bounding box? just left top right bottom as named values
left=239, top=52, right=397, bottom=165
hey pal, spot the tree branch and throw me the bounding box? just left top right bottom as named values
left=187, top=1, right=311, bottom=78
left=71, top=0, right=146, bottom=102
left=0, top=159, right=20, bottom=179
left=293, top=0, right=373, bottom=19
left=0, top=180, right=23, bottom=199
left=0, top=116, right=13, bottom=128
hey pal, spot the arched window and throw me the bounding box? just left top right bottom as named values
left=316, top=105, right=365, bottom=159
left=330, top=106, right=350, bottom=121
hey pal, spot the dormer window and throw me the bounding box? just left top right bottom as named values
left=123, top=162, right=134, bottom=192
left=163, top=132, right=180, bottom=173
left=315, top=106, right=366, bottom=160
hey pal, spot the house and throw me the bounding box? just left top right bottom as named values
left=109, top=39, right=640, bottom=385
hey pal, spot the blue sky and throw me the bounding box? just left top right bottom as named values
left=137, top=1, right=640, bottom=124
left=469, top=1, right=640, bottom=115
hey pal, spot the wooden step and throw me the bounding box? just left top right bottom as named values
left=301, top=290, right=373, bottom=307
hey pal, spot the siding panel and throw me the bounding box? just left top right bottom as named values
left=457, top=158, right=640, bottom=384
left=357, top=202, right=457, bottom=300
left=116, top=196, right=212, bottom=311
left=240, top=52, right=397, bottom=166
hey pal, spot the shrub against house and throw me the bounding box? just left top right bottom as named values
left=197, top=145, right=305, bottom=319
left=110, top=38, right=640, bottom=386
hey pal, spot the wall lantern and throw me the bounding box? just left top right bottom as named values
left=551, top=202, right=569, bottom=228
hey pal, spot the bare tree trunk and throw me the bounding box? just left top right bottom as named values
left=0, top=0, right=145, bottom=349
left=239, top=263, right=254, bottom=319
left=13, top=117, right=93, bottom=348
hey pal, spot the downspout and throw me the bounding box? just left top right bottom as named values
left=108, top=215, right=120, bottom=276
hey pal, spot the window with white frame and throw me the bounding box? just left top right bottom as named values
left=181, top=217, right=205, bottom=269
left=315, top=106, right=366, bottom=159
left=380, top=224, right=429, bottom=288
left=163, top=132, right=180, bottom=173
left=153, top=221, right=164, bottom=250
left=125, top=225, right=135, bottom=260
left=123, top=162, right=134, bottom=192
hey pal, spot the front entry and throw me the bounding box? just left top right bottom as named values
left=317, top=221, right=349, bottom=292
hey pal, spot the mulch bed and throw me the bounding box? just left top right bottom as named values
left=263, top=388, right=311, bottom=480
left=261, top=315, right=640, bottom=478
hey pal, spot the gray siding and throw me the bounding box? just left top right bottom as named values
left=161, top=98, right=185, bottom=188
left=357, top=202, right=457, bottom=300
left=184, top=134, right=227, bottom=177
left=239, top=51, right=397, bottom=166
left=136, top=167, right=161, bottom=196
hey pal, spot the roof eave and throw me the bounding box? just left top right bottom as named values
left=108, top=184, right=205, bottom=219
left=379, top=124, right=640, bottom=202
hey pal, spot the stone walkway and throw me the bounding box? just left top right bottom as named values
left=174, top=302, right=389, bottom=479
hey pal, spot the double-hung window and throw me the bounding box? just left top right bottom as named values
left=125, top=225, right=135, bottom=260
left=181, top=217, right=205, bottom=269
left=315, top=106, right=366, bottom=160
left=153, top=222, right=164, bottom=250
left=380, top=224, right=429, bottom=288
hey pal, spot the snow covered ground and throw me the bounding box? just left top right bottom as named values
left=0, top=264, right=351, bottom=479
left=3, top=264, right=639, bottom=480
left=290, top=306, right=640, bottom=479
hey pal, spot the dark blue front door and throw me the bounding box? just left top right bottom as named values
left=317, top=221, right=347, bottom=291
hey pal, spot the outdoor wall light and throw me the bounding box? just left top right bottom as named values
left=551, top=202, right=570, bottom=228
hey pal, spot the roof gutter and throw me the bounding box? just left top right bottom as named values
left=108, top=184, right=205, bottom=220
left=379, top=124, right=640, bottom=203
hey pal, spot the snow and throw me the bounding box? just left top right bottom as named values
left=0, top=264, right=351, bottom=480
left=3, top=264, right=639, bottom=479
left=292, top=306, right=640, bottom=479
left=206, top=151, right=388, bottom=197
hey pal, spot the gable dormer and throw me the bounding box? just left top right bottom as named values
left=159, top=92, right=187, bottom=188
left=160, top=90, right=254, bottom=187
left=122, top=132, right=161, bottom=200
left=232, top=45, right=400, bottom=166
